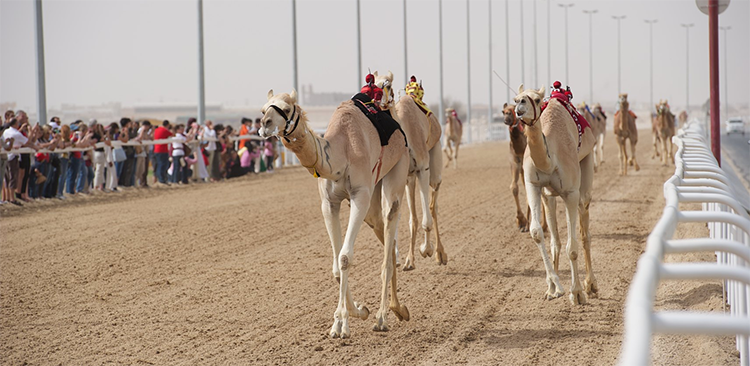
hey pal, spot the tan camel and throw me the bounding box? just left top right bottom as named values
left=613, top=93, right=640, bottom=175
left=514, top=84, right=598, bottom=305
left=373, top=71, right=446, bottom=271
left=259, top=89, right=410, bottom=338
left=678, top=110, right=688, bottom=128
left=592, top=103, right=608, bottom=168
left=503, top=102, right=530, bottom=231
left=443, top=108, right=463, bottom=169
left=577, top=102, right=605, bottom=172
left=650, top=112, right=662, bottom=160
left=654, top=100, right=676, bottom=166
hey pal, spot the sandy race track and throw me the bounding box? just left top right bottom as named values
left=1, top=133, right=737, bottom=365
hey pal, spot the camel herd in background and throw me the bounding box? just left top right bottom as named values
left=258, top=74, right=681, bottom=338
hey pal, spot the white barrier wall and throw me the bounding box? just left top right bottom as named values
left=620, top=120, right=750, bottom=365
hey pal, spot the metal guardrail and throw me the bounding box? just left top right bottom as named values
left=620, top=120, right=750, bottom=365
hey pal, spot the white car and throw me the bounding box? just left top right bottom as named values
left=726, top=118, right=745, bottom=135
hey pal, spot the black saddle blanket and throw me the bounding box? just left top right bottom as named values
left=351, top=93, right=407, bottom=147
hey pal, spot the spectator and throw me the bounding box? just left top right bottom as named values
left=264, top=137, right=277, bottom=172
left=91, top=120, right=108, bottom=191
left=47, top=116, right=63, bottom=198
left=238, top=117, right=252, bottom=151
left=152, top=120, right=172, bottom=185
left=118, top=118, right=135, bottom=187
left=56, top=124, right=72, bottom=199
left=170, top=124, right=194, bottom=184
left=135, top=120, right=152, bottom=188
left=16, top=111, right=35, bottom=202
left=1, top=121, right=15, bottom=204
left=104, top=123, right=122, bottom=192
left=28, top=125, right=58, bottom=199
left=2, top=117, right=38, bottom=205
left=202, top=120, right=220, bottom=182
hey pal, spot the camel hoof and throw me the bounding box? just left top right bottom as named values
left=420, top=243, right=434, bottom=258
left=635, top=165, right=641, bottom=172
left=372, top=323, right=389, bottom=332
left=372, top=313, right=389, bottom=332
left=569, top=290, right=587, bottom=305
left=585, top=280, right=599, bottom=298
left=354, top=302, right=370, bottom=320
left=402, top=262, right=415, bottom=271
left=435, top=249, right=448, bottom=265
left=330, top=319, right=346, bottom=338
left=543, top=290, right=564, bottom=300
left=390, top=304, right=410, bottom=321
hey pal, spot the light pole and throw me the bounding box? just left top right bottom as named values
left=403, top=0, right=408, bottom=84
left=489, top=0, right=493, bottom=124
left=33, top=0, right=47, bottom=125
left=533, top=0, right=538, bottom=88
left=291, top=0, right=298, bottom=101
left=438, top=0, right=444, bottom=125
left=520, top=0, right=525, bottom=86
left=197, top=0, right=205, bottom=125
left=505, top=0, right=510, bottom=102
left=356, top=0, right=362, bottom=89
left=681, top=23, right=694, bottom=112
left=558, top=3, right=574, bottom=85
left=547, top=0, right=550, bottom=89
left=466, top=0, right=472, bottom=142
left=645, top=19, right=657, bottom=113
left=583, top=9, right=598, bottom=103
left=720, top=26, right=731, bottom=118
left=612, top=15, right=626, bottom=94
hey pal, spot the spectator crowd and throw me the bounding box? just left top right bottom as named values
left=1, top=111, right=278, bottom=207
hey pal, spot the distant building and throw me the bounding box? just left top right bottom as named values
left=300, top=85, right=352, bottom=106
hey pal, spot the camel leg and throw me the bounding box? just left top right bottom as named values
left=592, top=141, right=599, bottom=173
left=617, top=139, right=627, bottom=176
left=330, top=188, right=372, bottom=339
left=429, top=144, right=447, bottom=265
left=563, top=190, right=585, bottom=305
left=452, top=141, right=460, bottom=169
left=579, top=154, right=598, bottom=298
left=630, top=139, right=640, bottom=171
left=651, top=133, right=659, bottom=159
left=417, top=169, right=434, bottom=259
left=374, top=154, right=409, bottom=331
left=511, top=159, right=528, bottom=232
left=320, top=182, right=344, bottom=282
left=443, top=140, right=453, bottom=168
left=661, top=135, right=670, bottom=166
left=525, top=180, right=564, bottom=300
left=542, top=194, right=560, bottom=273
left=598, top=134, right=605, bottom=165
left=403, top=175, right=418, bottom=271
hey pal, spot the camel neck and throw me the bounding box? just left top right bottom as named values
left=523, top=117, right=553, bottom=173
left=281, top=115, right=337, bottom=179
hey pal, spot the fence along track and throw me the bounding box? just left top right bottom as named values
left=621, top=120, right=750, bottom=366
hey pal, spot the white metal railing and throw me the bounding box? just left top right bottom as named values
left=621, top=119, right=750, bottom=366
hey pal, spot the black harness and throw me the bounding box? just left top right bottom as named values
left=268, top=104, right=301, bottom=142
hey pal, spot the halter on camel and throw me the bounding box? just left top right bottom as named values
left=267, top=102, right=321, bottom=178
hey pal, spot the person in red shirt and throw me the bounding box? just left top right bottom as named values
left=360, top=73, right=384, bottom=110
left=153, top=120, right=173, bottom=184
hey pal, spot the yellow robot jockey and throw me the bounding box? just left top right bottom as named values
left=405, top=75, right=433, bottom=117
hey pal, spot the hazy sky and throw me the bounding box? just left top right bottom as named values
left=1, top=0, right=748, bottom=119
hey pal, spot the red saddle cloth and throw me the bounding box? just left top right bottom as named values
left=542, top=92, right=590, bottom=151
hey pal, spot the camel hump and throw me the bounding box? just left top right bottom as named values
left=427, top=114, right=442, bottom=149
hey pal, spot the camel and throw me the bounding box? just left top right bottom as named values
left=514, top=84, right=598, bottom=305
left=259, top=89, right=410, bottom=338
left=577, top=102, right=605, bottom=172
left=503, top=102, right=530, bottom=231
left=591, top=103, right=607, bottom=168
left=654, top=100, right=676, bottom=166
left=443, top=108, right=463, bottom=169
left=613, top=93, right=640, bottom=175
left=650, top=112, right=662, bottom=160
left=373, top=71, right=447, bottom=271
left=678, top=110, right=688, bottom=128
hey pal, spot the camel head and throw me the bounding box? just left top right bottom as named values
left=577, top=101, right=589, bottom=115
left=502, top=103, right=517, bottom=127
left=513, top=84, right=545, bottom=125
left=260, top=88, right=299, bottom=139
left=657, top=99, right=670, bottom=115
left=617, top=93, right=629, bottom=111
left=373, top=71, right=395, bottom=110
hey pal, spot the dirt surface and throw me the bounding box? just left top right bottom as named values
left=1, top=132, right=736, bottom=365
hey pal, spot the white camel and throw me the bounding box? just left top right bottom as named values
left=514, top=84, right=598, bottom=305
left=443, top=108, right=463, bottom=169
left=259, top=89, right=410, bottom=338
left=374, top=71, right=447, bottom=271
